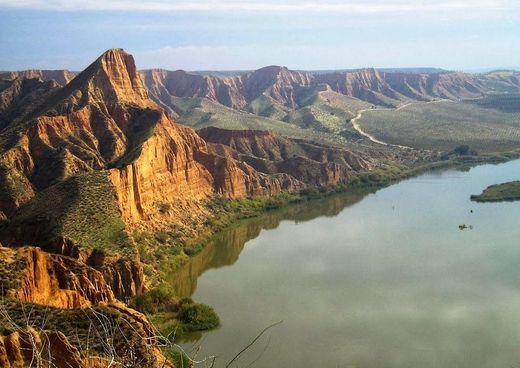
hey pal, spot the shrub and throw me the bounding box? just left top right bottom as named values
left=453, top=145, right=471, bottom=155
left=178, top=301, right=220, bottom=331
left=130, top=286, right=177, bottom=314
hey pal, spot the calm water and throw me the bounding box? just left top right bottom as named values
left=174, top=159, right=520, bottom=368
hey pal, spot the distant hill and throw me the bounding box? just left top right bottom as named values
left=3, top=64, right=520, bottom=151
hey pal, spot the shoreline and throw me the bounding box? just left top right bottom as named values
left=162, top=149, right=520, bottom=276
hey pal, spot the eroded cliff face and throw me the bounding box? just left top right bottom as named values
left=380, top=71, right=486, bottom=100
left=140, top=69, right=249, bottom=110
left=199, top=127, right=378, bottom=187
left=0, top=49, right=159, bottom=219
left=0, top=244, right=172, bottom=367
left=139, top=66, right=315, bottom=111
left=0, top=77, right=60, bottom=131
left=0, top=327, right=84, bottom=368
left=107, top=109, right=301, bottom=227
left=0, top=300, right=173, bottom=368
left=141, top=66, right=501, bottom=113
left=0, top=246, right=114, bottom=309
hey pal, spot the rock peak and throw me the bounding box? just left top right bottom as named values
left=32, top=48, right=156, bottom=116
left=90, top=48, right=150, bottom=103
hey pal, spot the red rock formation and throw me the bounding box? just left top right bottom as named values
left=199, top=127, right=377, bottom=187
left=139, top=65, right=314, bottom=111
left=2, top=247, right=114, bottom=309
left=381, top=71, right=486, bottom=100
left=140, top=69, right=248, bottom=110
left=0, top=327, right=84, bottom=368
left=142, top=66, right=505, bottom=113
left=0, top=49, right=302, bottom=224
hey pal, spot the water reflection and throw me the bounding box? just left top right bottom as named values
left=169, top=189, right=374, bottom=297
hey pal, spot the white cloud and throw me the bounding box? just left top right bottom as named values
left=0, top=0, right=514, bottom=14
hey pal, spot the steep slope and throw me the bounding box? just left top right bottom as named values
left=199, top=127, right=380, bottom=187
left=141, top=66, right=517, bottom=118
left=0, top=299, right=173, bottom=368
left=381, top=71, right=486, bottom=100
left=0, top=77, right=59, bottom=131
left=140, top=69, right=248, bottom=111
left=0, top=246, right=114, bottom=308
left=139, top=66, right=313, bottom=114
left=0, top=49, right=301, bottom=224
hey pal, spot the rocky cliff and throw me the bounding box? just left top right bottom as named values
left=1, top=246, right=114, bottom=308
left=139, top=65, right=314, bottom=114
left=0, top=77, right=60, bottom=131
left=139, top=66, right=516, bottom=114
left=0, top=299, right=173, bottom=368
left=0, top=327, right=84, bottom=368
left=199, top=127, right=378, bottom=187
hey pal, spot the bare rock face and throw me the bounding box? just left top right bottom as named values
left=100, top=258, right=145, bottom=301
left=199, top=127, right=377, bottom=187
left=380, top=71, right=486, bottom=100
left=0, top=246, right=114, bottom=309
left=140, top=69, right=249, bottom=110
left=0, top=327, right=84, bottom=368
left=0, top=48, right=159, bottom=219
left=142, top=66, right=515, bottom=114
left=0, top=301, right=174, bottom=368
left=139, top=66, right=315, bottom=111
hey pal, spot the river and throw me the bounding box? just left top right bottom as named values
left=173, top=159, right=520, bottom=368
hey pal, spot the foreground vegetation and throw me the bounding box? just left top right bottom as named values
left=471, top=181, right=520, bottom=202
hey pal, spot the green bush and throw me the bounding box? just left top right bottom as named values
left=130, top=286, right=177, bottom=314
left=178, top=301, right=220, bottom=332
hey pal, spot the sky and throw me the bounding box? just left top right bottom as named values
left=0, top=0, right=519, bottom=71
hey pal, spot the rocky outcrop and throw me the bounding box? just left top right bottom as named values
left=107, top=110, right=300, bottom=227
left=140, top=68, right=248, bottom=110
left=0, top=301, right=173, bottom=368
left=0, top=327, right=84, bottom=368
left=315, top=68, right=401, bottom=105
left=1, top=246, right=114, bottom=309
left=100, top=258, right=145, bottom=301
left=140, top=66, right=314, bottom=111
left=381, top=71, right=486, bottom=100
left=199, top=127, right=377, bottom=187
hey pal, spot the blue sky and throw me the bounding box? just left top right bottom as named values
left=0, top=0, right=519, bottom=71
